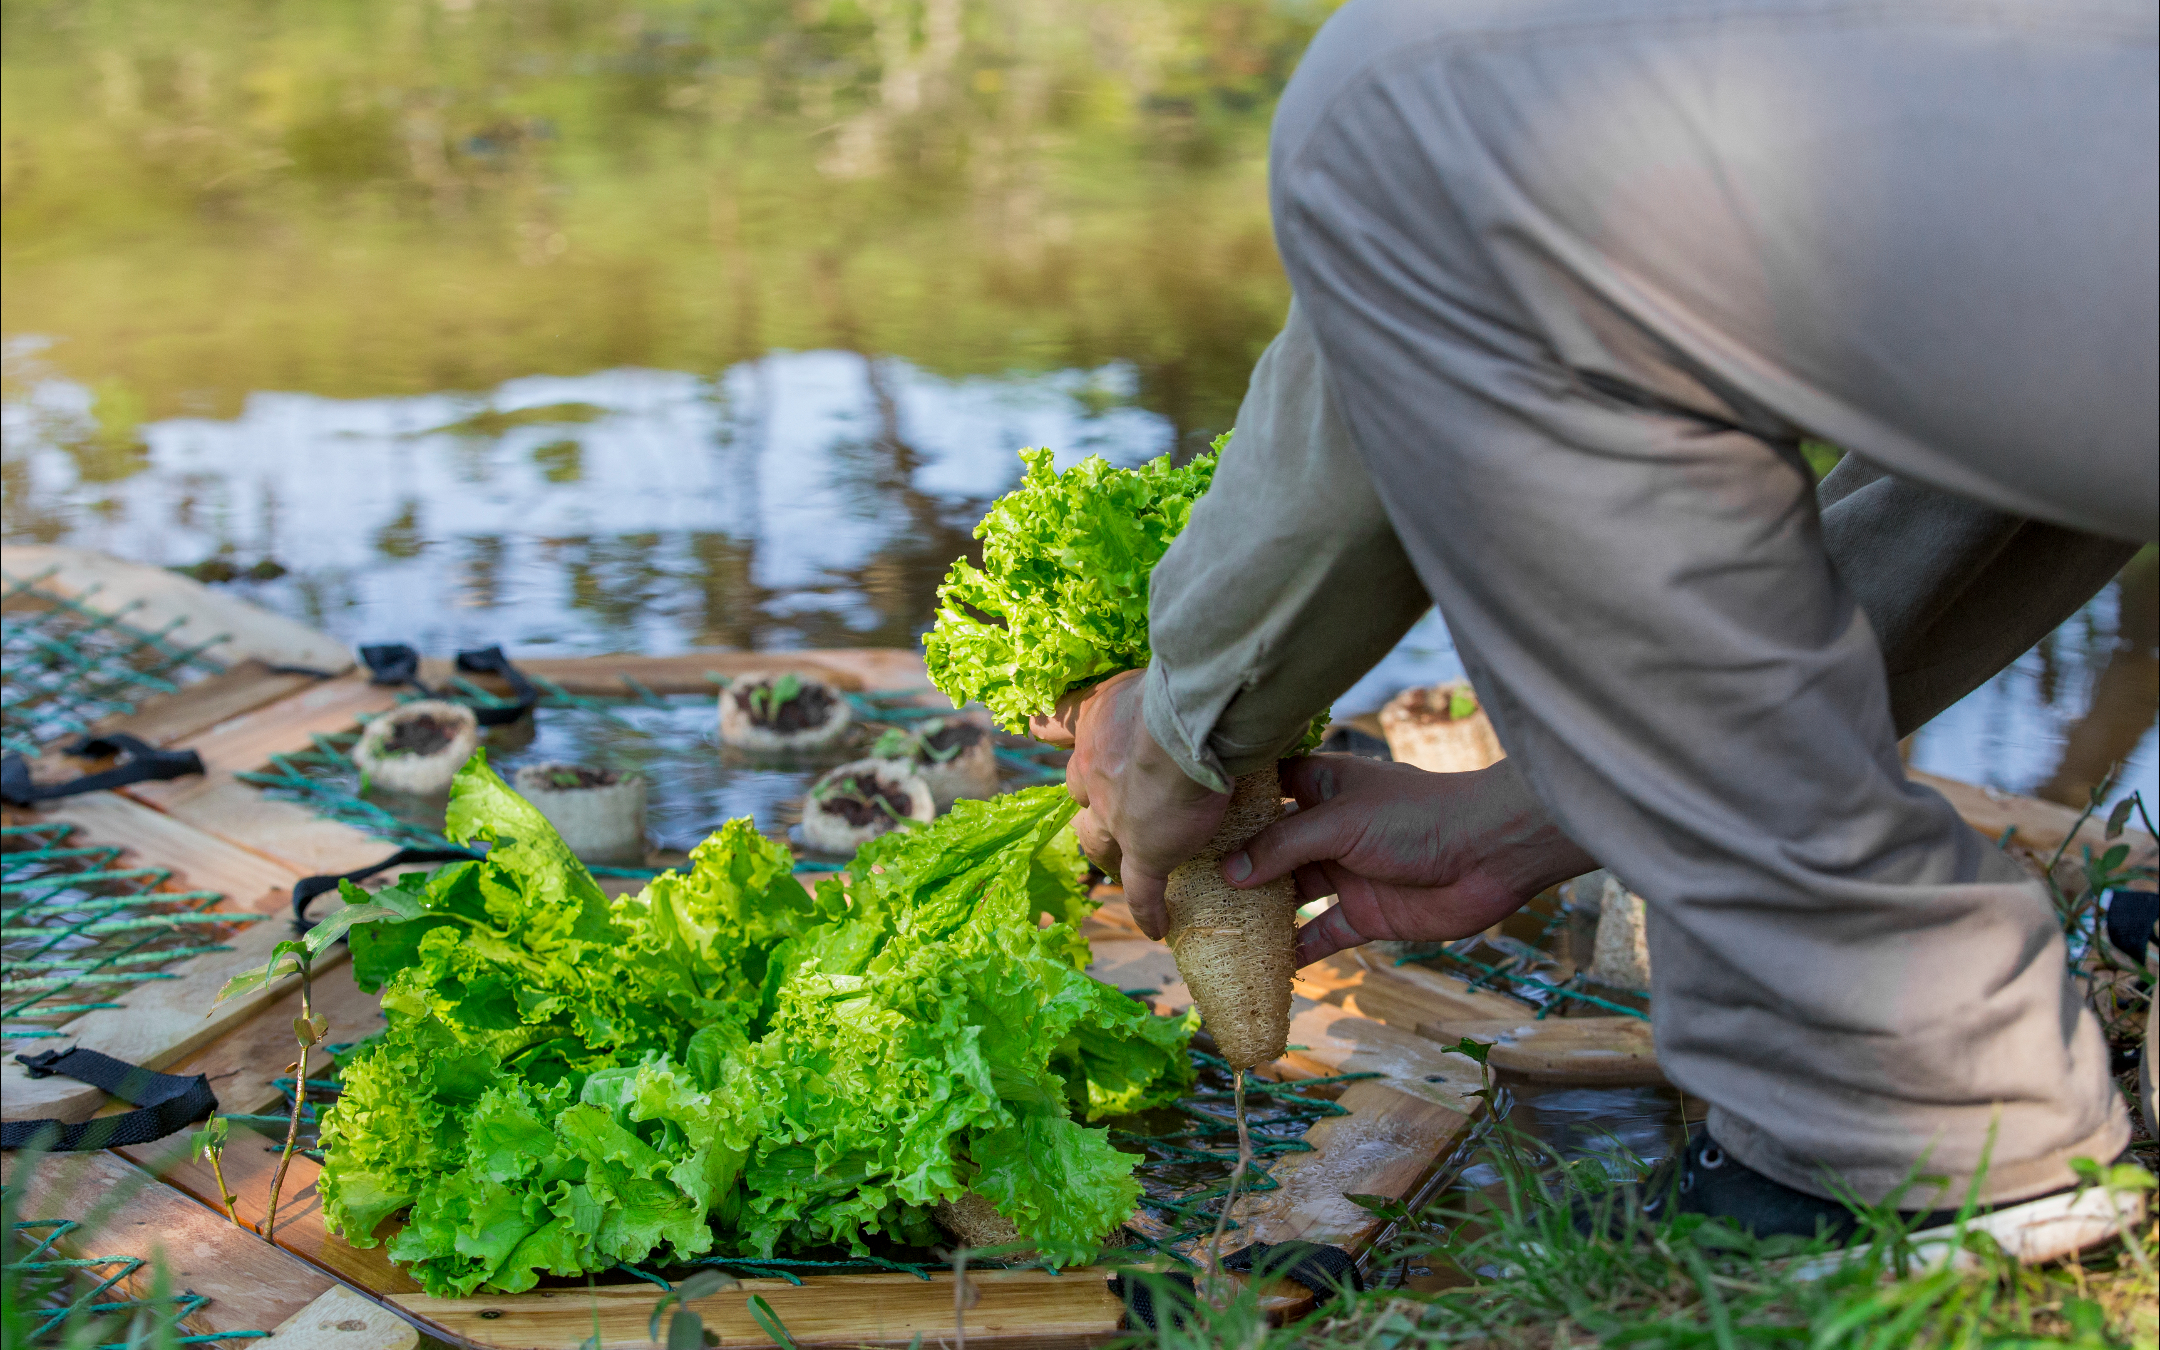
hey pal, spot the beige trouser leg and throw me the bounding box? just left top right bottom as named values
left=1147, top=0, right=2152, bottom=1204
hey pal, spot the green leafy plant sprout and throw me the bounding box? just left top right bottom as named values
left=646, top=1268, right=740, bottom=1350
left=812, top=774, right=905, bottom=820
left=874, top=722, right=968, bottom=765
left=747, top=673, right=803, bottom=723
left=212, top=879, right=419, bottom=1238
left=188, top=1115, right=239, bottom=1227
left=745, top=1294, right=800, bottom=1348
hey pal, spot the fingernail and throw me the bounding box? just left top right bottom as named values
left=1225, top=852, right=1251, bottom=883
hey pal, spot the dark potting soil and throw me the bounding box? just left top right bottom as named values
left=821, top=775, right=915, bottom=828
left=541, top=765, right=622, bottom=789
left=920, top=720, right=985, bottom=758
left=735, top=680, right=836, bottom=733
left=382, top=713, right=457, bottom=756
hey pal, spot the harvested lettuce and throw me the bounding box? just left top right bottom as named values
left=319, top=754, right=1192, bottom=1296
left=924, top=440, right=1328, bottom=749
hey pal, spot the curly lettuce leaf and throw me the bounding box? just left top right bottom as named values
left=925, top=446, right=1216, bottom=731
left=925, top=440, right=1330, bottom=751
left=319, top=774, right=1196, bottom=1294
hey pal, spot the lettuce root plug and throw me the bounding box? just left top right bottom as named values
left=1163, top=763, right=1299, bottom=1068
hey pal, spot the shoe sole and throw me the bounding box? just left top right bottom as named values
left=1791, top=1185, right=2150, bottom=1280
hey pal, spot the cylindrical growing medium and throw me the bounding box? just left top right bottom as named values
left=1378, top=681, right=1504, bottom=775
left=891, top=714, right=998, bottom=807
left=351, top=700, right=480, bottom=796
left=718, top=673, right=852, bottom=753
left=800, top=757, right=935, bottom=854
left=511, top=763, right=648, bottom=865
left=1163, top=763, right=1300, bottom=1070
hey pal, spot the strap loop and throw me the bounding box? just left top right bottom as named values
left=1221, top=1240, right=1365, bottom=1296
left=293, top=847, right=484, bottom=929
left=1109, top=1270, right=1199, bottom=1332
left=0, top=734, right=205, bottom=808
left=2, top=1048, right=218, bottom=1152
left=358, top=643, right=538, bottom=725
left=2105, top=887, right=2158, bottom=965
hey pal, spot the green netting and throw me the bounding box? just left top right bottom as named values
left=0, top=568, right=229, bottom=758
left=1, top=822, right=260, bottom=1048
left=1392, top=901, right=1649, bottom=1022
left=3, top=1217, right=272, bottom=1349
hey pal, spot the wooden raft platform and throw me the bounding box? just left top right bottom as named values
left=7, top=557, right=2148, bottom=1346
left=0, top=615, right=1501, bottom=1346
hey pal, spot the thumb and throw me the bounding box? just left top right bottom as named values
left=1220, top=798, right=1359, bottom=890
left=1027, top=688, right=1087, bottom=748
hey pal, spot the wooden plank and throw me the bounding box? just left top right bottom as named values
left=36, top=790, right=299, bottom=916
left=0, top=544, right=352, bottom=673
left=1911, top=769, right=2158, bottom=862
left=3, top=919, right=348, bottom=1125
left=126, top=677, right=397, bottom=810
left=1294, top=947, right=1528, bottom=1028
left=154, top=779, right=392, bottom=878
left=120, top=1111, right=425, bottom=1298
left=1275, top=996, right=1488, bottom=1109
left=111, top=958, right=386, bottom=1122
left=95, top=660, right=327, bottom=747
left=1079, top=890, right=1146, bottom=942
left=0, top=1148, right=336, bottom=1336
left=799, top=646, right=938, bottom=694
left=258, top=1285, right=419, bottom=1350
left=1417, top=1016, right=1665, bottom=1085
left=1084, top=938, right=1190, bottom=1017
left=416, top=647, right=938, bottom=698
left=1225, top=1078, right=1475, bottom=1319
left=1230, top=1078, right=1472, bottom=1252
left=392, top=1269, right=1122, bottom=1350
left=424, top=652, right=866, bottom=697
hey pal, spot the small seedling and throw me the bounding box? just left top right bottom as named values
left=212, top=879, right=420, bottom=1237
left=748, top=673, right=803, bottom=722
left=646, top=1268, right=739, bottom=1350
left=189, top=1115, right=239, bottom=1226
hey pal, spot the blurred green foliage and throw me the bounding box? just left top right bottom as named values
left=1, top=0, right=1344, bottom=451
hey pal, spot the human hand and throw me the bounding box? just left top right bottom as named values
left=1221, top=754, right=1597, bottom=967
left=1032, top=669, right=1229, bottom=939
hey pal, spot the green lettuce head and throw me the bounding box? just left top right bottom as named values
left=926, top=439, right=1327, bottom=750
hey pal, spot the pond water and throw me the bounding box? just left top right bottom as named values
left=3, top=0, right=2151, bottom=811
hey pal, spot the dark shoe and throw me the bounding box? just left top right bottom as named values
left=1578, top=1125, right=2146, bottom=1265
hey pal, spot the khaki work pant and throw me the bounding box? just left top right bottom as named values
left=1143, top=0, right=2154, bottom=1205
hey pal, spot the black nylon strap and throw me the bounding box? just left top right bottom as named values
left=357, top=643, right=537, bottom=726
left=294, top=847, right=484, bottom=929
left=359, top=643, right=427, bottom=688
left=0, top=734, right=205, bottom=807
left=1109, top=1271, right=1198, bottom=1332
left=1221, top=1240, right=1365, bottom=1296
left=2106, top=888, right=2158, bottom=965
left=452, top=646, right=540, bottom=725
left=2, top=1048, right=218, bottom=1152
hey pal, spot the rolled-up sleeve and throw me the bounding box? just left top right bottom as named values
left=1143, top=301, right=1431, bottom=791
